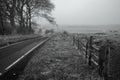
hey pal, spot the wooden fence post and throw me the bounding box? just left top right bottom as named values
left=98, top=45, right=105, bottom=77
left=75, top=37, right=77, bottom=46
left=88, top=36, right=93, bottom=66
left=73, top=36, right=75, bottom=45
left=98, top=40, right=111, bottom=80
left=107, top=40, right=111, bottom=79
left=103, top=40, right=111, bottom=80
left=77, top=39, right=80, bottom=50
left=85, top=41, right=88, bottom=63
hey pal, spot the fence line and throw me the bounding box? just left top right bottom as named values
left=73, top=35, right=111, bottom=80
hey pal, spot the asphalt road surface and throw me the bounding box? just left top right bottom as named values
left=0, top=37, right=47, bottom=75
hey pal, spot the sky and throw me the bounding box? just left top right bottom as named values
left=51, top=0, right=120, bottom=25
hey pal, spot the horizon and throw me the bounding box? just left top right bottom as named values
left=35, top=24, right=120, bottom=33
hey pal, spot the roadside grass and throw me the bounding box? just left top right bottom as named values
left=18, top=33, right=101, bottom=80
left=0, top=34, right=40, bottom=47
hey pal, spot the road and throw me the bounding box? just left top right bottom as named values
left=0, top=36, right=48, bottom=76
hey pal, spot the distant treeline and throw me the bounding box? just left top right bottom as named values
left=0, top=0, right=55, bottom=35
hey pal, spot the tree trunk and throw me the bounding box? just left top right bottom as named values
left=20, top=10, right=25, bottom=34
left=28, top=6, right=32, bottom=33
left=9, top=0, right=17, bottom=34
left=0, top=14, right=4, bottom=35
left=10, top=16, right=16, bottom=34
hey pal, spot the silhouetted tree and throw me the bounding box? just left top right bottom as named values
left=0, top=0, right=55, bottom=35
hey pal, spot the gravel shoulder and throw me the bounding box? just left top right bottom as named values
left=18, top=34, right=100, bottom=80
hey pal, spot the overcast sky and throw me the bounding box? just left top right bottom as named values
left=51, top=0, right=120, bottom=25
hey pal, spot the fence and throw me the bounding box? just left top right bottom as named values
left=73, top=35, right=111, bottom=80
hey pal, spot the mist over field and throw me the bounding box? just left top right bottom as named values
left=58, top=25, right=120, bottom=33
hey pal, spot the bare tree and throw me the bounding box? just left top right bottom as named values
left=0, top=0, right=55, bottom=35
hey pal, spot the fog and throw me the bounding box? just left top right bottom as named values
left=35, top=0, right=120, bottom=33
left=52, top=0, right=120, bottom=25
